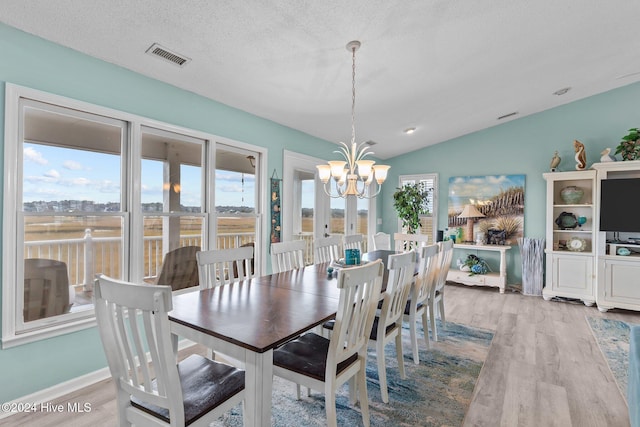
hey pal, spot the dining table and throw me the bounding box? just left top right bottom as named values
left=168, top=249, right=396, bottom=426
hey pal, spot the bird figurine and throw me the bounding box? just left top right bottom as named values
left=600, top=147, right=616, bottom=162
left=574, top=140, right=586, bottom=170
left=550, top=151, right=561, bottom=171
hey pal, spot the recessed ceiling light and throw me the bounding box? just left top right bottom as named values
left=403, top=127, right=416, bottom=135
left=553, top=87, right=571, bottom=96
left=497, top=112, right=518, bottom=120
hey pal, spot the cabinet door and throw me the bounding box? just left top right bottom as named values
left=603, top=259, right=640, bottom=304
left=552, top=255, right=593, bottom=297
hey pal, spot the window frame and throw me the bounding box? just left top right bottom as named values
left=2, top=83, right=267, bottom=348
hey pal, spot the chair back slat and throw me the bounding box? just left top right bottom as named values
left=382, top=251, right=417, bottom=327
left=271, top=240, right=306, bottom=273
left=314, top=235, right=342, bottom=264
left=197, top=246, right=255, bottom=289
left=394, top=232, right=429, bottom=252
left=435, top=239, right=455, bottom=293
left=413, top=244, right=439, bottom=306
left=330, top=260, right=383, bottom=367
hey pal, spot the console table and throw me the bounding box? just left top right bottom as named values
left=446, top=243, right=511, bottom=293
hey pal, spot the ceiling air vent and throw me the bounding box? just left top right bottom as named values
left=365, top=140, right=377, bottom=146
left=146, top=43, right=191, bottom=67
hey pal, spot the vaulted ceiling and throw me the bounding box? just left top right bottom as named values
left=2, top=0, right=640, bottom=159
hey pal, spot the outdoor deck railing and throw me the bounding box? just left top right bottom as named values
left=24, top=229, right=255, bottom=287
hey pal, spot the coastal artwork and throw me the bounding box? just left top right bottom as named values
left=448, top=174, right=525, bottom=244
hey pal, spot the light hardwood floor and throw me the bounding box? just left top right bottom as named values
left=4, top=283, right=639, bottom=426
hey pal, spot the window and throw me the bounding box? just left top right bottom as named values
left=399, top=174, right=438, bottom=243
left=3, top=84, right=265, bottom=347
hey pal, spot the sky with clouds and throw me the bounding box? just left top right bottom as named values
left=23, top=143, right=256, bottom=207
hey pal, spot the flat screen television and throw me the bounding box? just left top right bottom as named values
left=599, top=178, right=640, bottom=233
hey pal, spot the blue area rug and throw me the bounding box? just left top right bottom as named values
left=586, top=316, right=635, bottom=404
left=215, top=321, right=494, bottom=426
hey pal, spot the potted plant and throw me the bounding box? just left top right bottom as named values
left=615, top=128, right=640, bottom=161
left=392, top=183, right=430, bottom=234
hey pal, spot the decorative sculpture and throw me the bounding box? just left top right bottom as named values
left=550, top=151, right=561, bottom=171
left=600, top=147, right=616, bottom=162
left=574, top=140, right=586, bottom=170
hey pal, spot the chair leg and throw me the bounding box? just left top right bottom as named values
left=357, top=361, right=371, bottom=427
left=420, top=309, right=431, bottom=351
left=296, top=383, right=301, bottom=400
left=376, top=339, right=389, bottom=403
left=438, top=298, right=446, bottom=327
left=430, top=301, right=438, bottom=342
left=348, top=376, right=357, bottom=405
left=408, top=312, right=420, bottom=364
left=325, top=382, right=338, bottom=427
left=395, top=331, right=406, bottom=380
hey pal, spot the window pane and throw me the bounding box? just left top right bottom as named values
left=330, top=197, right=345, bottom=235
left=215, top=148, right=257, bottom=249
left=21, top=104, right=124, bottom=324
left=141, top=128, right=203, bottom=212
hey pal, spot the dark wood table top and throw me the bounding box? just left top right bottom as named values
left=169, top=250, right=398, bottom=354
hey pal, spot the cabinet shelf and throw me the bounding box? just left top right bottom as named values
left=553, top=229, right=592, bottom=233
left=553, top=204, right=593, bottom=208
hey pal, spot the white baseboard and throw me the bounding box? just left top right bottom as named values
left=0, top=339, right=197, bottom=420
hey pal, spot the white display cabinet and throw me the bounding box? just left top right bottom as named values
left=542, top=170, right=597, bottom=305
left=593, top=160, right=640, bottom=312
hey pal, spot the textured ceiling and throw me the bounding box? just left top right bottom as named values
left=2, top=0, right=640, bottom=159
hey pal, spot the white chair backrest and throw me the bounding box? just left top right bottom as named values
left=394, top=232, right=429, bottom=252
left=412, top=244, right=440, bottom=306
left=372, top=232, right=391, bottom=251
left=314, top=235, right=342, bottom=264
left=271, top=240, right=307, bottom=273
left=94, top=275, right=184, bottom=421
left=197, top=245, right=255, bottom=289
left=435, top=239, right=455, bottom=292
left=381, top=251, right=416, bottom=327
left=330, top=259, right=384, bottom=365
left=343, top=234, right=364, bottom=253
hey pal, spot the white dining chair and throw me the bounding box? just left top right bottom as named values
left=94, top=274, right=246, bottom=427
left=431, top=239, right=454, bottom=341
left=271, top=240, right=307, bottom=273
left=372, top=232, right=391, bottom=251
left=197, top=245, right=255, bottom=289
left=343, top=233, right=364, bottom=253
left=394, top=232, right=429, bottom=252
left=403, top=244, right=439, bottom=364
left=313, top=235, right=342, bottom=264
left=369, top=250, right=416, bottom=403
left=273, top=260, right=384, bottom=427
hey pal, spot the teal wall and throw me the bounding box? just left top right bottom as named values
left=1, top=20, right=640, bottom=403
left=381, top=81, right=640, bottom=281
left=0, top=23, right=338, bottom=403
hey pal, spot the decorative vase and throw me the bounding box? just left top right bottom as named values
left=560, top=186, right=584, bottom=204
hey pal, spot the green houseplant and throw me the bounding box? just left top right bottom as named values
left=615, top=128, right=640, bottom=161
left=392, top=183, right=430, bottom=234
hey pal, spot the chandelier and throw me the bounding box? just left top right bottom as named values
left=316, top=41, right=390, bottom=199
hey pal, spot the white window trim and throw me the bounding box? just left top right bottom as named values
left=2, top=83, right=267, bottom=347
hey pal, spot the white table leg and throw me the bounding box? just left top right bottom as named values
left=244, top=349, right=273, bottom=427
